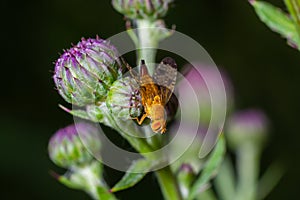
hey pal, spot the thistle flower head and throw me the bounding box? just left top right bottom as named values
left=178, top=64, right=234, bottom=127
left=112, top=0, right=173, bottom=20
left=48, top=123, right=101, bottom=169
left=53, top=37, right=125, bottom=106
left=226, top=109, right=269, bottom=150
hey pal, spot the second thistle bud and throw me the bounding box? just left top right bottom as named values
left=226, top=109, right=269, bottom=151
left=53, top=37, right=125, bottom=107
left=48, top=123, right=101, bottom=169
left=112, top=0, right=173, bottom=20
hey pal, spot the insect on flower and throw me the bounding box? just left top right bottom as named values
left=127, top=57, right=177, bottom=134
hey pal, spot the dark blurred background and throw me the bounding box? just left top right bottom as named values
left=1, top=0, right=299, bottom=199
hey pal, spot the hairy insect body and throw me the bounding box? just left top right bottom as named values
left=140, top=73, right=167, bottom=133
left=128, top=58, right=177, bottom=134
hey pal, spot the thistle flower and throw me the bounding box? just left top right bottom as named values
left=48, top=123, right=101, bottom=169
left=226, top=109, right=269, bottom=150
left=53, top=37, right=125, bottom=107
left=112, top=0, right=173, bottom=20
left=178, top=64, right=234, bottom=127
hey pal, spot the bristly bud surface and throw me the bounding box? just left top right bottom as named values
left=112, top=0, right=173, bottom=20
left=48, top=123, right=101, bottom=169
left=53, top=37, right=125, bottom=106
left=106, top=77, right=143, bottom=120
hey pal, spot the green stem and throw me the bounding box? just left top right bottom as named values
left=74, top=163, right=116, bottom=200
left=235, top=143, right=260, bottom=200
left=215, top=157, right=236, bottom=200
left=136, top=19, right=159, bottom=75
left=107, top=111, right=154, bottom=154
left=156, top=166, right=183, bottom=200
left=144, top=126, right=162, bottom=150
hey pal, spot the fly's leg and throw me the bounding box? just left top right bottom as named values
left=132, top=113, right=148, bottom=125
left=160, top=127, right=167, bottom=134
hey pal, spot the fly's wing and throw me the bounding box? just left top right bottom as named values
left=139, top=60, right=159, bottom=105
left=153, top=57, right=177, bottom=104
left=125, top=63, right=140, bottom=83
left=127, top=60, right=153, bottom=86
left=139, top=60, right=154, bottom=86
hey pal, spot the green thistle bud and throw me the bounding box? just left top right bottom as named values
left=106, top=77, right=143, bottom=120
left=48, top=123, right=101, bottom=169
left=112, top=0, right=173, bottom=20
left=53, top=37, right=125, bottom=107
left=226, top=109, right=269, bottom=151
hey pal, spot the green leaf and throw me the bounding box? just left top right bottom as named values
left=284, top=0, right=300, bottom=26
left=59, top=104, right=94, bottom=121
left=251, top=1, right=300, bottom=47
left=257, top=161, right=285, bottom=200
left=57, top=173, right=85, bottom=190
left=110, top=159, right=154, bottom=192
left=96, top=187, right=117, bottom=200
left=188, top=135, right=226, bottom=200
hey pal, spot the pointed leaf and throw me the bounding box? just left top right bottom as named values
left=251, top=1, right=300, bottom=46
left=59, top=104, right=95, bottom=121
left=284, top=0, right=300, bottom=26
left=96, top=187, right=117, bottom=200
left=110, top=159, right=154, bottom=192
left=257, top=162, right=285, bottom=200
left=188, top=135, right=226, bottom=200
left=58, top=174, right=84, bottom=190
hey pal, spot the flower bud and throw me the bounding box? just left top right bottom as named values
left=106, top=77, right=143, bottom=120
left=226, top=109, right=269, bottom=150
left=53, top=37, right=125, bottom=106
left=48, top=123, right=101, bottom=169
left=112, top=0, right=173, bottom=20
